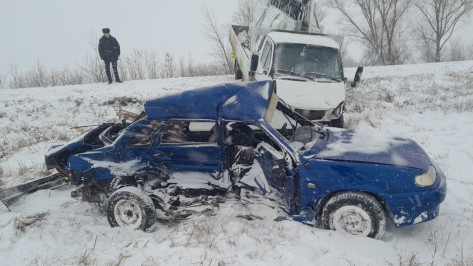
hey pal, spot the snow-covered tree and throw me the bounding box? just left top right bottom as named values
left=163, top=52, right=177, bottom=78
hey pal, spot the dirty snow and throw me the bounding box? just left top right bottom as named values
left=84, top=158, right=145, bottom=177
left=0, top=60, right=473, bottom=265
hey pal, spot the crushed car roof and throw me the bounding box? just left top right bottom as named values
left=145, top=81, right=275, bottom=121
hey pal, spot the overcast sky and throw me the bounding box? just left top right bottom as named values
left=1, top=0, right=472, bottom=75
left=0, top=0, right=239, bottom=74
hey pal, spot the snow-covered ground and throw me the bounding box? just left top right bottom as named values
left=0, top=60, right=472, bottom=265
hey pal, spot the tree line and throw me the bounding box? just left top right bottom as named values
left=2, top=47, right=231, bottom=90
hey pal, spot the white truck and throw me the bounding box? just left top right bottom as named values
left=230, top=0, right=362, bottom=127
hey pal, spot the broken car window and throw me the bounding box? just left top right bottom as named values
left=160, top=121, right=217, bottom=145
left=126, top=120, right=163, bottom=147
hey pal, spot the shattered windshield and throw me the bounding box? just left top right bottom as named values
left=273, top=43, right=343, bottom=81
left=268, top=101, right=324, bottom=151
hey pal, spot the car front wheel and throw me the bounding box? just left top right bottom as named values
left=107, top=186, right=156, bottom=230
left=321, top=191, right=386, bottom=239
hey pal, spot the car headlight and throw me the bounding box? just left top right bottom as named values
left=415, top=166, right=436, bottom=187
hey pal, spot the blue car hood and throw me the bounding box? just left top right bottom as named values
left=303, top=128, right=431, bottom=171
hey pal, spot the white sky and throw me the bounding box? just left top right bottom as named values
left=0, top=0, right=471, bottom=74
left=0, top=0, right=239, bottom=73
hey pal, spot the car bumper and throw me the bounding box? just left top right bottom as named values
left=384, top=164, right=447, bottom=227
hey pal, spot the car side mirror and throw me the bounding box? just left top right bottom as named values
left=351, top=66, right=363, bottom=88
left=250, top=54, right=259, bottom=72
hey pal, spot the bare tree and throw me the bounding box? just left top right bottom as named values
left=144, top=50, right=159, bottom=79
left=185, top=56, right=196, bottom=77
left=178, top=57, right=187, bottom=77
left=163, top=52, right=177, bottom=78
left=315, top=0, right=330, bottom=28
left=80, top=32, right=106, bottom=83
left=0, top=73, right=6, bottom=89
left=201, top=4, right=233, bottom=74
left=447, top=38, right=473, bottom=61
left=233, top=0, right=256, bottom=26
left=415, top=0, right=473, bottom=62
left=9, top=64, right=27, bottom=89
left=28, top=61, right=48, bottom=87
left=125, top=50, right=146, bottom=80
left=337, top=38, right=358, bottom=67
left=331, top=0, right=412, bottom=65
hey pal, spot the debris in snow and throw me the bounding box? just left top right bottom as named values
left=13, top=211, right=49, bottom=233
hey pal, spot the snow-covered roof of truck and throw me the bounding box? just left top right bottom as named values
left=144, top=81, right=275, bottom=121
left=267, top=31, right=340, bottom=49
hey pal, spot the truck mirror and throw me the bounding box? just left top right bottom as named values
left=351, top=66, right=364, bottom=88
left=250, top=54, right=259, bottom=72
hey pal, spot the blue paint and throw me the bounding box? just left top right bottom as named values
left=45, top=81, right=446, bottom=228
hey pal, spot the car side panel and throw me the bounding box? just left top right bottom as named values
left=297, top=160, right=440, bottom=224
left=150, top=144, right=222, bottom=172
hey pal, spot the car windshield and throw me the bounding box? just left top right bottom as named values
left=273, top=43, right=343, bottom=81
left=268, top=100, right=324, bottom=151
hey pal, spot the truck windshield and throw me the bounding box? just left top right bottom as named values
left=273, top=43, right=343, bottom=81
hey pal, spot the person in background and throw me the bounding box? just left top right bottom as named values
left=98, top=28, right=122, bottom=84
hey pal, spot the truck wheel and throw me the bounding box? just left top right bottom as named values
left=235, top=61, right=243, bottom=80
left=107, top=186, right=156, bottom=230
left=329, top=114, right=344, bottom=128
left=321, top=192, right=386, bottom=239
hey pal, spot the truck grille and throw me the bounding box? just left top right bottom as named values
left=295, top=108, right=326, bottom=121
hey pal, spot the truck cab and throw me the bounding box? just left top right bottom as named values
left=252, top=31, right=345, bottom=126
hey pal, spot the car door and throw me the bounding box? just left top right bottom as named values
left=254, top=131, right=295, bottom=213
left=119, top=120, right=164, bottom=173
left=227, top=121, right=295, bottom=213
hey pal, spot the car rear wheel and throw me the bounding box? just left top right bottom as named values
left=107, top=186, right=156, bottom=230
left=321, top=191, right=386, bottom=239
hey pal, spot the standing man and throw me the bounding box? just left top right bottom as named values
left=98, top=28, right=122, bottom=84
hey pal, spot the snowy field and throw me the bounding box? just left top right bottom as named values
left=0, top=60, right=472, bottom=265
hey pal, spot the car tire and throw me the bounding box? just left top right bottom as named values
left=321, top=191, right=386, bottom=239
left=329, top=114, right=344, bottom=128
left=107, top=186, right=156, bottom=230
left=235, top=61, right=243, bottom=80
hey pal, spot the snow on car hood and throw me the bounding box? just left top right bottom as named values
left=275, top=79, right=344, bottom=110
left=304, top=128, right=431, bottom=171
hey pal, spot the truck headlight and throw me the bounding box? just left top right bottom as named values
left=415, top=166, right=436, bottom=187
left=331, top=102, right=345, bottom=117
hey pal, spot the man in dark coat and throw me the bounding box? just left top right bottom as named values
left=98, top=28, right=121, bottom=84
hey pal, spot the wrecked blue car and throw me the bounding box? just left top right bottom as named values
left=45, top=81, right=446, bottom=238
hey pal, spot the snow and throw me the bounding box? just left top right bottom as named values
left=84, top=158, right=145, bottom=177
left=322, top=130, right=410, bottom=156
left=170, top=171, right=231, bottom=190
left=1, top=60, right=473, bottom=264
left=239, top=160, right=271, bottom=194
left=267, top=31, right=340, bottom=49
